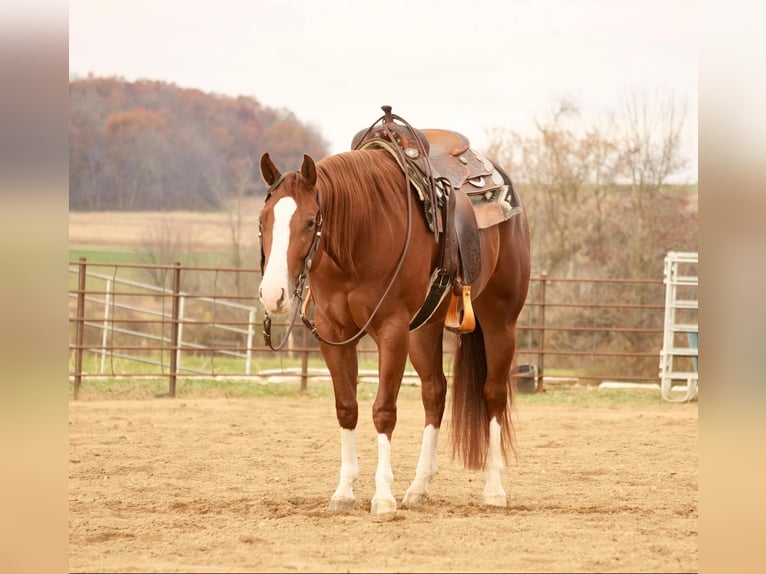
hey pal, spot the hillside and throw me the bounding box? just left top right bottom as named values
left=69, top=76, right=329, bottom=211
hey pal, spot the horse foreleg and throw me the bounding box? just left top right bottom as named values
left=371, top=433, right=396, bottom=515
left=369, top=322, right=410, bottom=515
left=322, top=341, right=361, bottom=511
left=329, top=427, right=359, bottom=511
left=403, top=322, right=446, bottom=506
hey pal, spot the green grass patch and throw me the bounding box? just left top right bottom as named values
left=69, top=247, right=232, bottom=268
left=69, top=371, right=680, bottom=408
left=515, top=383, right=678, bottom=407
left=69, top=377, right=424, bottom=402
left=69, top=247, right=146, bottom=265
left=70, top=352, right=379, bottom=378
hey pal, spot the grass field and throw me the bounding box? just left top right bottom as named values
left=70, top=370, right=672, bottom=408
left=69, top=247, right=148, bottom=264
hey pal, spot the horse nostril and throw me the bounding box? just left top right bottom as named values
left=259, top=287, right=263, bottom=299
left=277, top=288, right=286, bottom=309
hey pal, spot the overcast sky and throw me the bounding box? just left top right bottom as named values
left=69, top=0, right=699, bottom=181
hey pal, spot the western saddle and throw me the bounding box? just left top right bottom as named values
left=350, top=106, right=520, bottom=334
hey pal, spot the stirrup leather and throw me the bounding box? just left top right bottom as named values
left=445, top=285, right=475, bottom=334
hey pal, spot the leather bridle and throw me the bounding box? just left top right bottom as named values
left=259, top=175, right=323, bottom=351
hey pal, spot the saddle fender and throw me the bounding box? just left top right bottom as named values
left=451, top=185, right=482, bottom=285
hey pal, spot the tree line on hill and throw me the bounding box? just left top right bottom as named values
left=69, top=75, right=329, bottom=211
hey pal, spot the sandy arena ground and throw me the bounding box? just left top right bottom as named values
left=69, top=390, right=697, bottom=573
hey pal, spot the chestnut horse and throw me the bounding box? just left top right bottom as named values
left=258, top=140, right=530, bottom=515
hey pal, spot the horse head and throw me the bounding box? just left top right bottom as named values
left=258, top=153, right=322, bottom=315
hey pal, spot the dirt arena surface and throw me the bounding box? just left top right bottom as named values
left=69, top=389, right=697, bottom=573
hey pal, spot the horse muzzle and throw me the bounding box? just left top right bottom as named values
left=259, top=284, right=290, bottom=315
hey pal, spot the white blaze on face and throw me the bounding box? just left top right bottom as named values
left=259, top=196, right=297, bottom=314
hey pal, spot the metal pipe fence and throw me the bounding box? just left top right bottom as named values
left=68, top=258, right=665, bottom=398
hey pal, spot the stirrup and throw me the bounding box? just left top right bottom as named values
left=445, top=285, right=475, bottom=334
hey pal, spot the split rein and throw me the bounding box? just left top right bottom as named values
left=260, top=115, right=425, bottom=350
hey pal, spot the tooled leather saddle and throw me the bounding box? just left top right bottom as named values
left=350, top=106, right=520, bottom=333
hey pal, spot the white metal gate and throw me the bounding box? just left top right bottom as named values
left=659, top=252, right=699, bottom=402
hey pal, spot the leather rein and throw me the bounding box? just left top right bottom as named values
left=260, top=110, right=425, bottom=349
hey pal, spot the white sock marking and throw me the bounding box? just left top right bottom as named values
left=372, top=433, right=396, bottom=512
left=404, top=424, right=439, bottom=501
left=483, top=416, right=507, bottom=502
left=375, top=433, right=394, bottom=488
left=416, top=424, right=439, bottom=477
left=259, top=196, right=297, bottom=313
left=331, top=428, right=359, bottom=503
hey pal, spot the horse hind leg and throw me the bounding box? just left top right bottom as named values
left=450, top=312, right=516, bottom=507
left=402, top=425, right=439, bottom=505
left=478, top=312, right=518, bottom=507
left=402, top=321, right=447, bottom=506
left=482, top=411, right=509, bottom=506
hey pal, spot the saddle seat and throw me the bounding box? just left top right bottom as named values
left=422, top=128, right=470, bottom=157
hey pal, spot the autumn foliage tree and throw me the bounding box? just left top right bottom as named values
left=69, top=76, right=330, bottom=211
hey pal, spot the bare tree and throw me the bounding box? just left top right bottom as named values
left=139, top=218, right=196, bottom=287
left=493, top=100, right=623, bottom=277
left=610, top=89, right=689, bottom=277
left=223, top=157, right=256, bottom=296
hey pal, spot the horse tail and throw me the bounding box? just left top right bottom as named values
left=451, top=321, right=488, bottom=470
left=450, top=319, right=515, bottom=470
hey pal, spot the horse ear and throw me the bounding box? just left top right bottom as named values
left=260, top=153, right=282, bottom=187
left=300, top=154, right=317, bottom=188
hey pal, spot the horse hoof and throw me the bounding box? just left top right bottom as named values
left=328, top=498, right=356, bottom=512
left=482, top=493, right=507, bottom=507
left=402, top=490, right=428, bottom=506
left=370, top=497, right=397, bottom=515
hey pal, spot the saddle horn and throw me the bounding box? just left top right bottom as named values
left=381, top=105, right=393, bottom=124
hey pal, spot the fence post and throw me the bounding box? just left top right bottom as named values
left=245, top=308, right=255, bottom=375
left=73, top=257, right=87, bottom=400
left=168, top=262, right=182, bottom=397
left=537, top=272, right=547, bottom=392
left=176, top=295, right=185, bottom=377
left=100, top=278, right=112, bottom=374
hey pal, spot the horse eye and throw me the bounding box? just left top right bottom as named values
left=306, top=220, right=315, bottom=230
